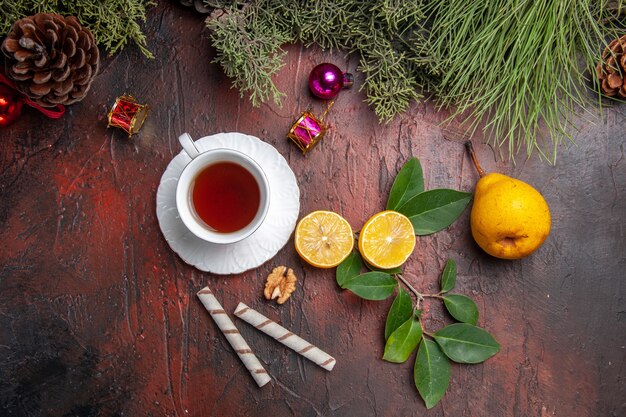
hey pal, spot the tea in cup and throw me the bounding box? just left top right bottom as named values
left=176, top=133, right=270, bottom=244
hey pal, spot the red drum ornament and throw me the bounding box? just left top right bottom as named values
left=107, top=95, right=149, bottom=137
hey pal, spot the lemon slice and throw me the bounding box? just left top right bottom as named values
left=295, top=211, right=354, bottom=268
left=358, top=210, right=416, bottom=269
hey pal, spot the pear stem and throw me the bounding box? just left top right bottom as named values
left=465, top=141, right=486, bottom=178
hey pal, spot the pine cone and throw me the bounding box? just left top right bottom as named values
left=1, top=13, right=99, bottom=106
left=597, top=35, right=626, bottom=98
left=179, top=0, right=212, bottom=14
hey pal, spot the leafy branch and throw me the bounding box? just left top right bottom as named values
left=335, top=157, right=499, bottom=409
left=338, top=253, right=499, bottom=409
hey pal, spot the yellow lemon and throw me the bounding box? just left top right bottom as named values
left=358, top=211, right=416, bottom=269
left=466, top=142, right=551, bottom=260
left=295, top=210, right=354, bottom=268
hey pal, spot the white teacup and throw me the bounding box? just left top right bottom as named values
left=176, top=133, right=270, bottom=244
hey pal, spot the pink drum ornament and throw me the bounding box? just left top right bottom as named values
left=287, top=111, right=327, bottom=154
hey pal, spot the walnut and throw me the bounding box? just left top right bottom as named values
left=264, top=266, right=297, bottom=304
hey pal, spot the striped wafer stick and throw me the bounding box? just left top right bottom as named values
left=196, top=287, right=271, bottom=387
left=234, top=302, right=336, bottom=371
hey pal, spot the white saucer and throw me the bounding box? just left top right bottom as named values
left=156, top=132, right=300, bottom=274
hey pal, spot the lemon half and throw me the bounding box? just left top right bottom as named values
left=358, top=210, right=415, bottom=269
left=295, top=210, right=354, bottom=268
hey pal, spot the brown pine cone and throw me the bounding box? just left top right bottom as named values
left=1, top=13, right=99, bottom=107
left=597, top=35, right=626, bottom=98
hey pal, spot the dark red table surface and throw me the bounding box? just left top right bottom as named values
left=1, top=3, right=625, bottom=417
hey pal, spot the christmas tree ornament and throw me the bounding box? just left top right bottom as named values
left=288, top=110, right=327, bottom=154
left=1, top=13, right=99, bottom=107
left=288, top=63, right=353, bottom=153
left=308, top=63, right=353, bottom=100
left=107, top=95, right=149, bottom=137
left=287, top=100, right=337, bottom=154
left=597, top=35, right=626, bottom=97
left=0, top=72, right=65, bottom=127
left=0, top=83, right=23, bottom=128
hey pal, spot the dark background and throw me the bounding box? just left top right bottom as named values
left=1, top=2, right=624, bottom=416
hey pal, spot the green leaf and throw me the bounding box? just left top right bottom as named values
left=343, top=272, right=397, bottom=300
left=440, top=259, right=456, bottom=293
left=386, top=158, right=425, bottom=210
left=383, top=316, right=422, bottom=363
left=414, top=339, right=450, bottom=409
left=443, top=294, right=479, bottom=325
left=336, top=251, right=363, bottom=288
left=396, top=189, right=472, bottom=235
left=385, top=287, right=413, bottom=340
left=433, top=323, right=500, bottom=364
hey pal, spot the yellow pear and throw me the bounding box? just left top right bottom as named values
left=465, top=142, right=551, bottom=259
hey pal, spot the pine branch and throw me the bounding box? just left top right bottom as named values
left=0, top=0, right=155, bottom=58
left=206, top=4, right=292, bottom=106
left=206, top=0, right=433, bottom=120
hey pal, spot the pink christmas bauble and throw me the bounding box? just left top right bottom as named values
left=308, top=63, right=353, bottom=100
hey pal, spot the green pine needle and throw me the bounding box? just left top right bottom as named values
left=0, top=0, right=155, bottom=58
left=206, top=4, right=290, bottom=106
left=206, top=0, right=432, bottom=121
left=206, top=0, right=625, bottom=161
left=426, top=0, right=621, bottom=161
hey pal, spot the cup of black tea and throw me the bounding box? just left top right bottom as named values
left=176, top=133, right=270, bottom=244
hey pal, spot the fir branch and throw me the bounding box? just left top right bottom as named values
left=205, top=0, right=624, bottom=160
left=206, top=4, right=292, bottom=106
left=206, top=0, right=433, bottom=120
left=359, top=48, right=423, bottom=123
left=0, top=0, right=155, bottom=58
